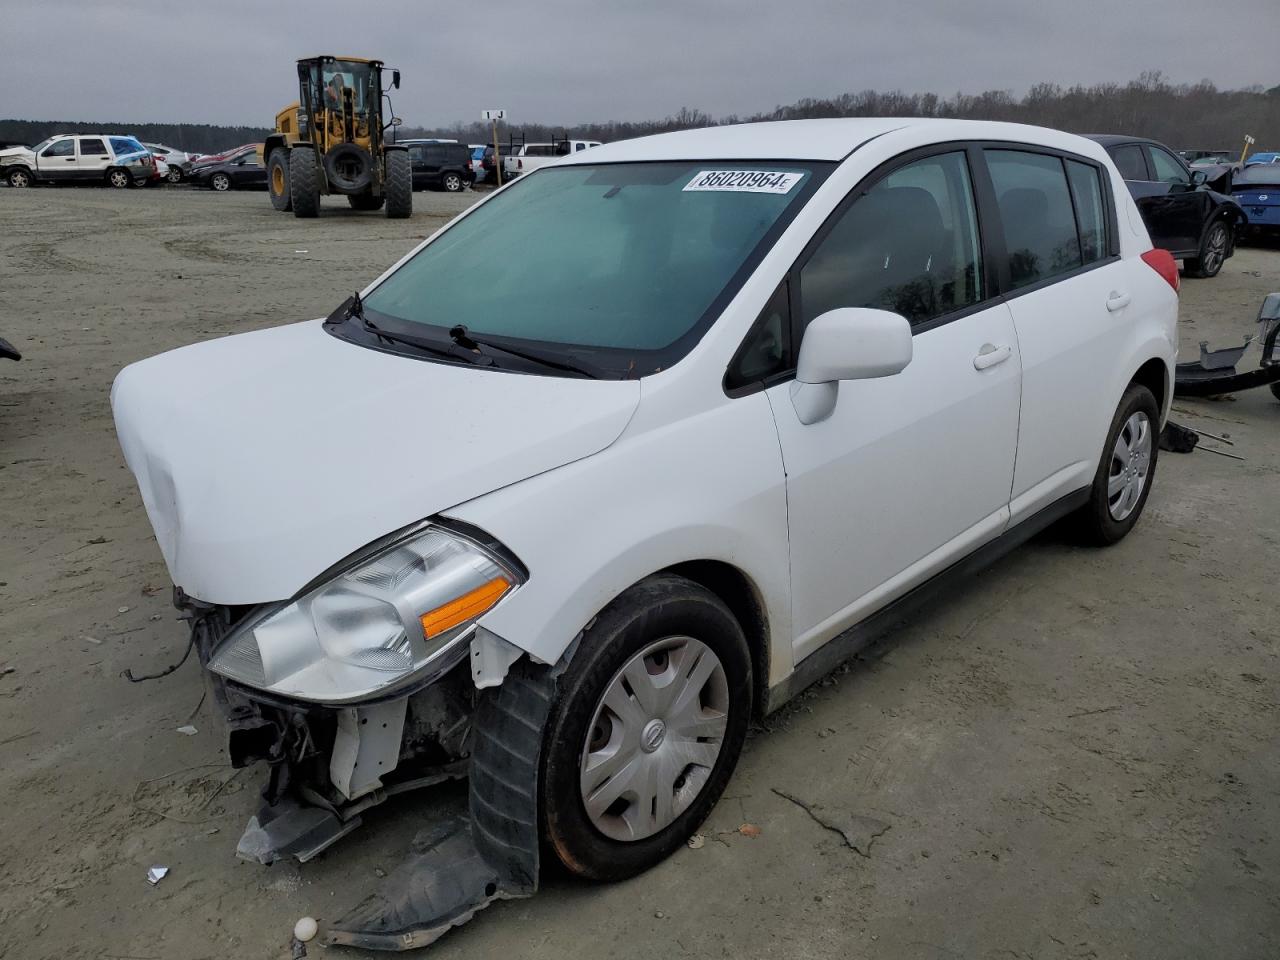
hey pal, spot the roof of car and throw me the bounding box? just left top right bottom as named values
left=1083, top=134, right=1162, bottom=148
left=559, top=118, right=1103, bottom=165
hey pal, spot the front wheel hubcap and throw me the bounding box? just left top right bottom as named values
left=580, top=635, right=729, bottom=842
left=1108, top=411, right=1152, bottom=521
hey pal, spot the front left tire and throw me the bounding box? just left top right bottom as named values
left=210, top=172, right=232, bottom=192
left=540, top=574, right=752, bottom=881
left=6, top=167, right=32, bottom=187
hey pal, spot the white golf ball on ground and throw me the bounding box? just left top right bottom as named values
left=294, top=917, right=319, bottom=942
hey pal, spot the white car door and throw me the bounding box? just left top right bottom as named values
left=757, top=148, right=1022, bottom=662
left=982, top=148, right=1137, bottom=521
left=75, top=137, right=111, bottom=182
left=37, top=137, right=77, bottom=181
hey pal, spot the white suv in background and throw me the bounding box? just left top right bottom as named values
left=0, top=134, right=156, bottom=187
left=112, top=118, right=1176, bottom=947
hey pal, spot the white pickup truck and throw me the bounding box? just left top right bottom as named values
left=503, top=139, right=601, bottom=179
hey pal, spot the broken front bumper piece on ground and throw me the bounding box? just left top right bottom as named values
left=1174, top=292, right=1280, bottom=398
left=181, top=594, right=558, bottom=951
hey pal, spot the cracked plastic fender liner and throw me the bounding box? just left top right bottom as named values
left=325, top=656, right=555, bottom=950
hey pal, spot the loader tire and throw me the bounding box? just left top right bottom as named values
left=267, top=150, right=291, bottom=211
left=289, top=149, right=320, bottom=219
left=347, top=192, right=385, bottom=211
left=384, top=150, right=412, bottom=219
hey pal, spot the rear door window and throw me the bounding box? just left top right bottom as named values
left=1110, top=144, right=1148, bottom=182
left=79, top=138, right=107, bottom=156
left=799, top=150, right=984, bottom=329
left=985, top=150, right=1083, bottom=290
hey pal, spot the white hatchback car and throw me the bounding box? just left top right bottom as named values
left=112, top=118, right=1177, bottom=946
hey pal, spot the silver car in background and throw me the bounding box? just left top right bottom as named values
left=143, top=142, right=196, bottom=183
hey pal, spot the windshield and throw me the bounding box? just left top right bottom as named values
left=360, top=161, right=827, bottom=376
left=311, top=60, right=376, bottom=114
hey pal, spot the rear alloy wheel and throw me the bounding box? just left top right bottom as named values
left=1185, top=220, right=1229, bottom=278
left=540, top=574, right=752, bottom=881
left=106, top=168, right=132, bottom=189
left=166, top=166, right=183, bottom=184
left=442, top=171, right=464, bottom=193
left=6, top=167, right=32, bottom=187
left=267, top=150, right=291, bottom=211
left=211, top=172, right=232, bottom=192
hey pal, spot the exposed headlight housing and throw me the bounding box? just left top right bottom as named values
left=209, top=523, right=522, bottom=704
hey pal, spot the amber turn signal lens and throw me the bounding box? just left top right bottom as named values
left=419, top=576, right=510, bottom=639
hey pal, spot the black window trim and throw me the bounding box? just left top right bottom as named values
left=979, top=141, right=1121, bottom=304
left=723, top=138, right=1122, bottom=397
left=725, top=140, right=997, bottom=397
left=1109, top=141, right=1155, bottom=183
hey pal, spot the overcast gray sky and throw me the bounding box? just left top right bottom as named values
left=4, top=0, right=1276, bottom=127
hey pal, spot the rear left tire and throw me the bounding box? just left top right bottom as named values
left=1069, top=383, right=1159, bottom=545
left=442, top=171, right=464, bottom=192
left=106, top=168, right=132, bottom=189
left=1185, top=220, right=1230, bottom=278
left=540, top=574, right=752, bottom=881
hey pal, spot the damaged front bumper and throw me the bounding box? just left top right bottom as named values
left=178, top=590, right=555, bottom=951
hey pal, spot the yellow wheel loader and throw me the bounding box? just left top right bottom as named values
left=264, top=56, right=411, bottom=219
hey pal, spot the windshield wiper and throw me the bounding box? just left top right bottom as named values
left=447, top=325, right=602, bottom=379
left=338, top=293, right=483, bottom=365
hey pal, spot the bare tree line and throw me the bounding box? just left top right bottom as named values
left=3, top=73, right=1277, bottom=155
left=417, top=73, right=1280, bottom=153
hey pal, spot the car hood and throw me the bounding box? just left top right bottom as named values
left=112, top=320, right=642, bottom=605
left=0, top=146, right=34, bottom=163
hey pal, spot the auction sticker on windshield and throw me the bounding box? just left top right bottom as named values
left=683, top=170, right=804, bottom=194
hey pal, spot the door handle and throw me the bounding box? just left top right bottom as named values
left=1106, top=291, right=1131, bottom=312
left=973, top=343, right=1012, bottom=370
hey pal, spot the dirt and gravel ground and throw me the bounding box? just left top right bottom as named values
left=0, top=185, right=1277, bottom=960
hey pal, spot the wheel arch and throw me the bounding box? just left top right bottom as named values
left=660, top=559, right=771, bottom=718
left=1130, top=354, right=1171, bottom=425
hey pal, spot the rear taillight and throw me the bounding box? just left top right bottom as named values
left=1141, top=248, right=1179, bottom=293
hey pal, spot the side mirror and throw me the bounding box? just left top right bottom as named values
left=791, top=308, right=912, bottom=424
left=392, top=70, right=401, bottom=89
left=1191, top=169, right=1207, bottom=186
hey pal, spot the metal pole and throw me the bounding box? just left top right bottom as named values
left=493, top=119, right=503, bottom=187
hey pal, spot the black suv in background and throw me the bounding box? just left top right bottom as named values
left=1087, top=134, right=1245, bottom=278
left=403, top=141, right=474, bottom=192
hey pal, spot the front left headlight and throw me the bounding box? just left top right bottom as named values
left=209, top=523, right=522, bottom=704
